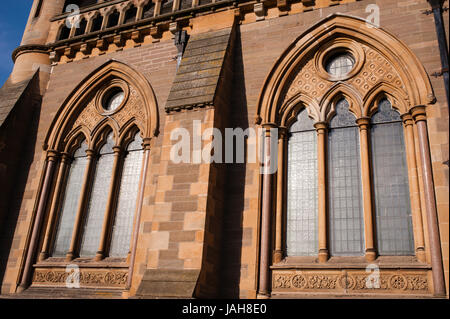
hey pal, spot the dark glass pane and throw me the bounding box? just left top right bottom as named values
left=91, top=15, right=103, bottom=32
left=59, top=25, right=71, bottom=41
left=142, top=2, right=155, bottom=19
left=328, top=100, right=364, bottom=256
left=160, top=0, right=174, bottom=14
left=107, top=10, right=120, bottom=28
left=75, top=18, right=87, bottom=36
left=287, top=129, right=318, bottom=256
left=124, top=6, right=137, bottom=24
left=289, top=108, right=315, bottom=133
left=53, top=142, right=88, bottom=256
left=180, top=0, right=193, bottom=10
left=371, top=103, right=414, bottom=255
left=329, top=99, right=357, bottom=128
left=198, top=0, right=213, bottom=5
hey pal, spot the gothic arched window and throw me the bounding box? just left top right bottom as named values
left=109, top=132, right=144, bottom=257
left=371, top=98, right=414, bottom=255
left=286, top=108, right=318, bottom=256
left=327, top=98, right=364, bottom=256
left=50, top=128, right=145, bottom=261
left=79, top=132, right=116, bottom=257
left=53, top=140, right=89, bottom=257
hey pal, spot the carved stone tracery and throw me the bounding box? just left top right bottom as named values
left=282, top=42, right=407, bottom=123
left=72, top=85, right=146, bottom=137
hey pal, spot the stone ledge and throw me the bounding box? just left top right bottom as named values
left=136, top=269, right=200, bottom=298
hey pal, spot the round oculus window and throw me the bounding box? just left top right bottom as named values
left=102, top=88, right=125, bottom=112
left=325, top=53, right=355, bottom=77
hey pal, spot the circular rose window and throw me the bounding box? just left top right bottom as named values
left=102, top=88, right=125, bottom=112
left=325, top=53, right=355, bottom=77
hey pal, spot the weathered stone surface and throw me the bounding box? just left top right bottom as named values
left=136, top=269, right=200, bottom=298
left=0, top=76, right=35, bottom=127
left=165, top=27, right=234, bottom=112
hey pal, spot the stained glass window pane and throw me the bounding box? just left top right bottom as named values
left=109, top=141, right=144, bottom=257
left=371, top=98, right=402, bottom=124
left=79, top=134, right=115, bottom=257
left=53, top=142, right=88, bottom=257
left=326, top=53, right=355, bottom=76
left=371, top=99, right=414, bottom=255
left=328, top=99, right=364, bottom=256
left=286, top=109, right=318, bottom=256
left=289, top=108, right=315, bottom=133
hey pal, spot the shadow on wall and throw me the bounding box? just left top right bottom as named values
left=0, top=83, right=41, bottom=294
left=219, top=27, right=248, bottom=299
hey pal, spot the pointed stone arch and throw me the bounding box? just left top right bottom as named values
left=44, top=59, right=159, bottom=152
left=256, top=14, right=434, bottom=126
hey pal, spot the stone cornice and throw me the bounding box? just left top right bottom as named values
left=12, top=44, right=50, bottom=63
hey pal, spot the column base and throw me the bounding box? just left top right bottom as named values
left=65, top=252, right=75, bottom=262
left=365, top=250, right=377, bottom=262
left=273, top=250, right=283, bottom=263
left=38, top=252, right=48, bottom=262
left=257, top=293, right=271, bottom=299
left=94, top=252, right=104, bottom=262
left=318, top=249, right=329, bottom=263
left=16, top=284, right=28, bottom=294
left=416, top=248, right=426, bottom=263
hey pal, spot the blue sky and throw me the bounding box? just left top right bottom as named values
left=0, top=1, right=33, bottom=86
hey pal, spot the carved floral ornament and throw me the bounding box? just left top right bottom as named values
left=44, top=60, right=159, bottom=155
left=33, top=269, right=129, bottom=288
left=272, top=272, right=429, bottom=293
left=256, top=14, right=435, bottom=128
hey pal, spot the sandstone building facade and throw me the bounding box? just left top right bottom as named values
left=0, top=0, right=448, bottom=299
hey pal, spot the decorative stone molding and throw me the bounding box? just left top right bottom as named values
left=12, top=44, right=49, bottom=63
left=44, top=60, right=159, bottom=152
left=33, top=268, right=128, bottom=288
left=257, top=14, right=435, bottom=127
left=272, top=270, right=430, bottom=294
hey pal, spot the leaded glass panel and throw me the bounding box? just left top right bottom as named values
left=326, top=53, right=355, bottom=77
left=286, top=109, right=318, bottom=256
left=328, top=99, right=364, bottom=256
left=371, top=99, right=414, bottom=255
left=79, top=134, right=115, bottom=257
left=109, top=133, right=144, bottom=257
left=53, top=142, right=88, bottom=256
left=289, top=108, right=315, bottom=133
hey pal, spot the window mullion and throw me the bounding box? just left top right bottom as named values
left=66, top=149, right=96, bottom=261
left=314, top=122, right=329, bottom=263
left=356, top=117, right=376, bottom=262
left=274, top=128, right=287, bottom=263
left=94, top=146, right=123, bottom=261
left=402, top=114, right=426, bottom=262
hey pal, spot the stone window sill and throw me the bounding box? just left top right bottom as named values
left=34, top=257, right=128, bottom=269
left=271, top=256, right=431, bottom=270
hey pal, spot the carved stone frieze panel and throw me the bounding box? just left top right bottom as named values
left=32, top=268, right=128, bottom=288
left=272, top=269, right=430, bottom=295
